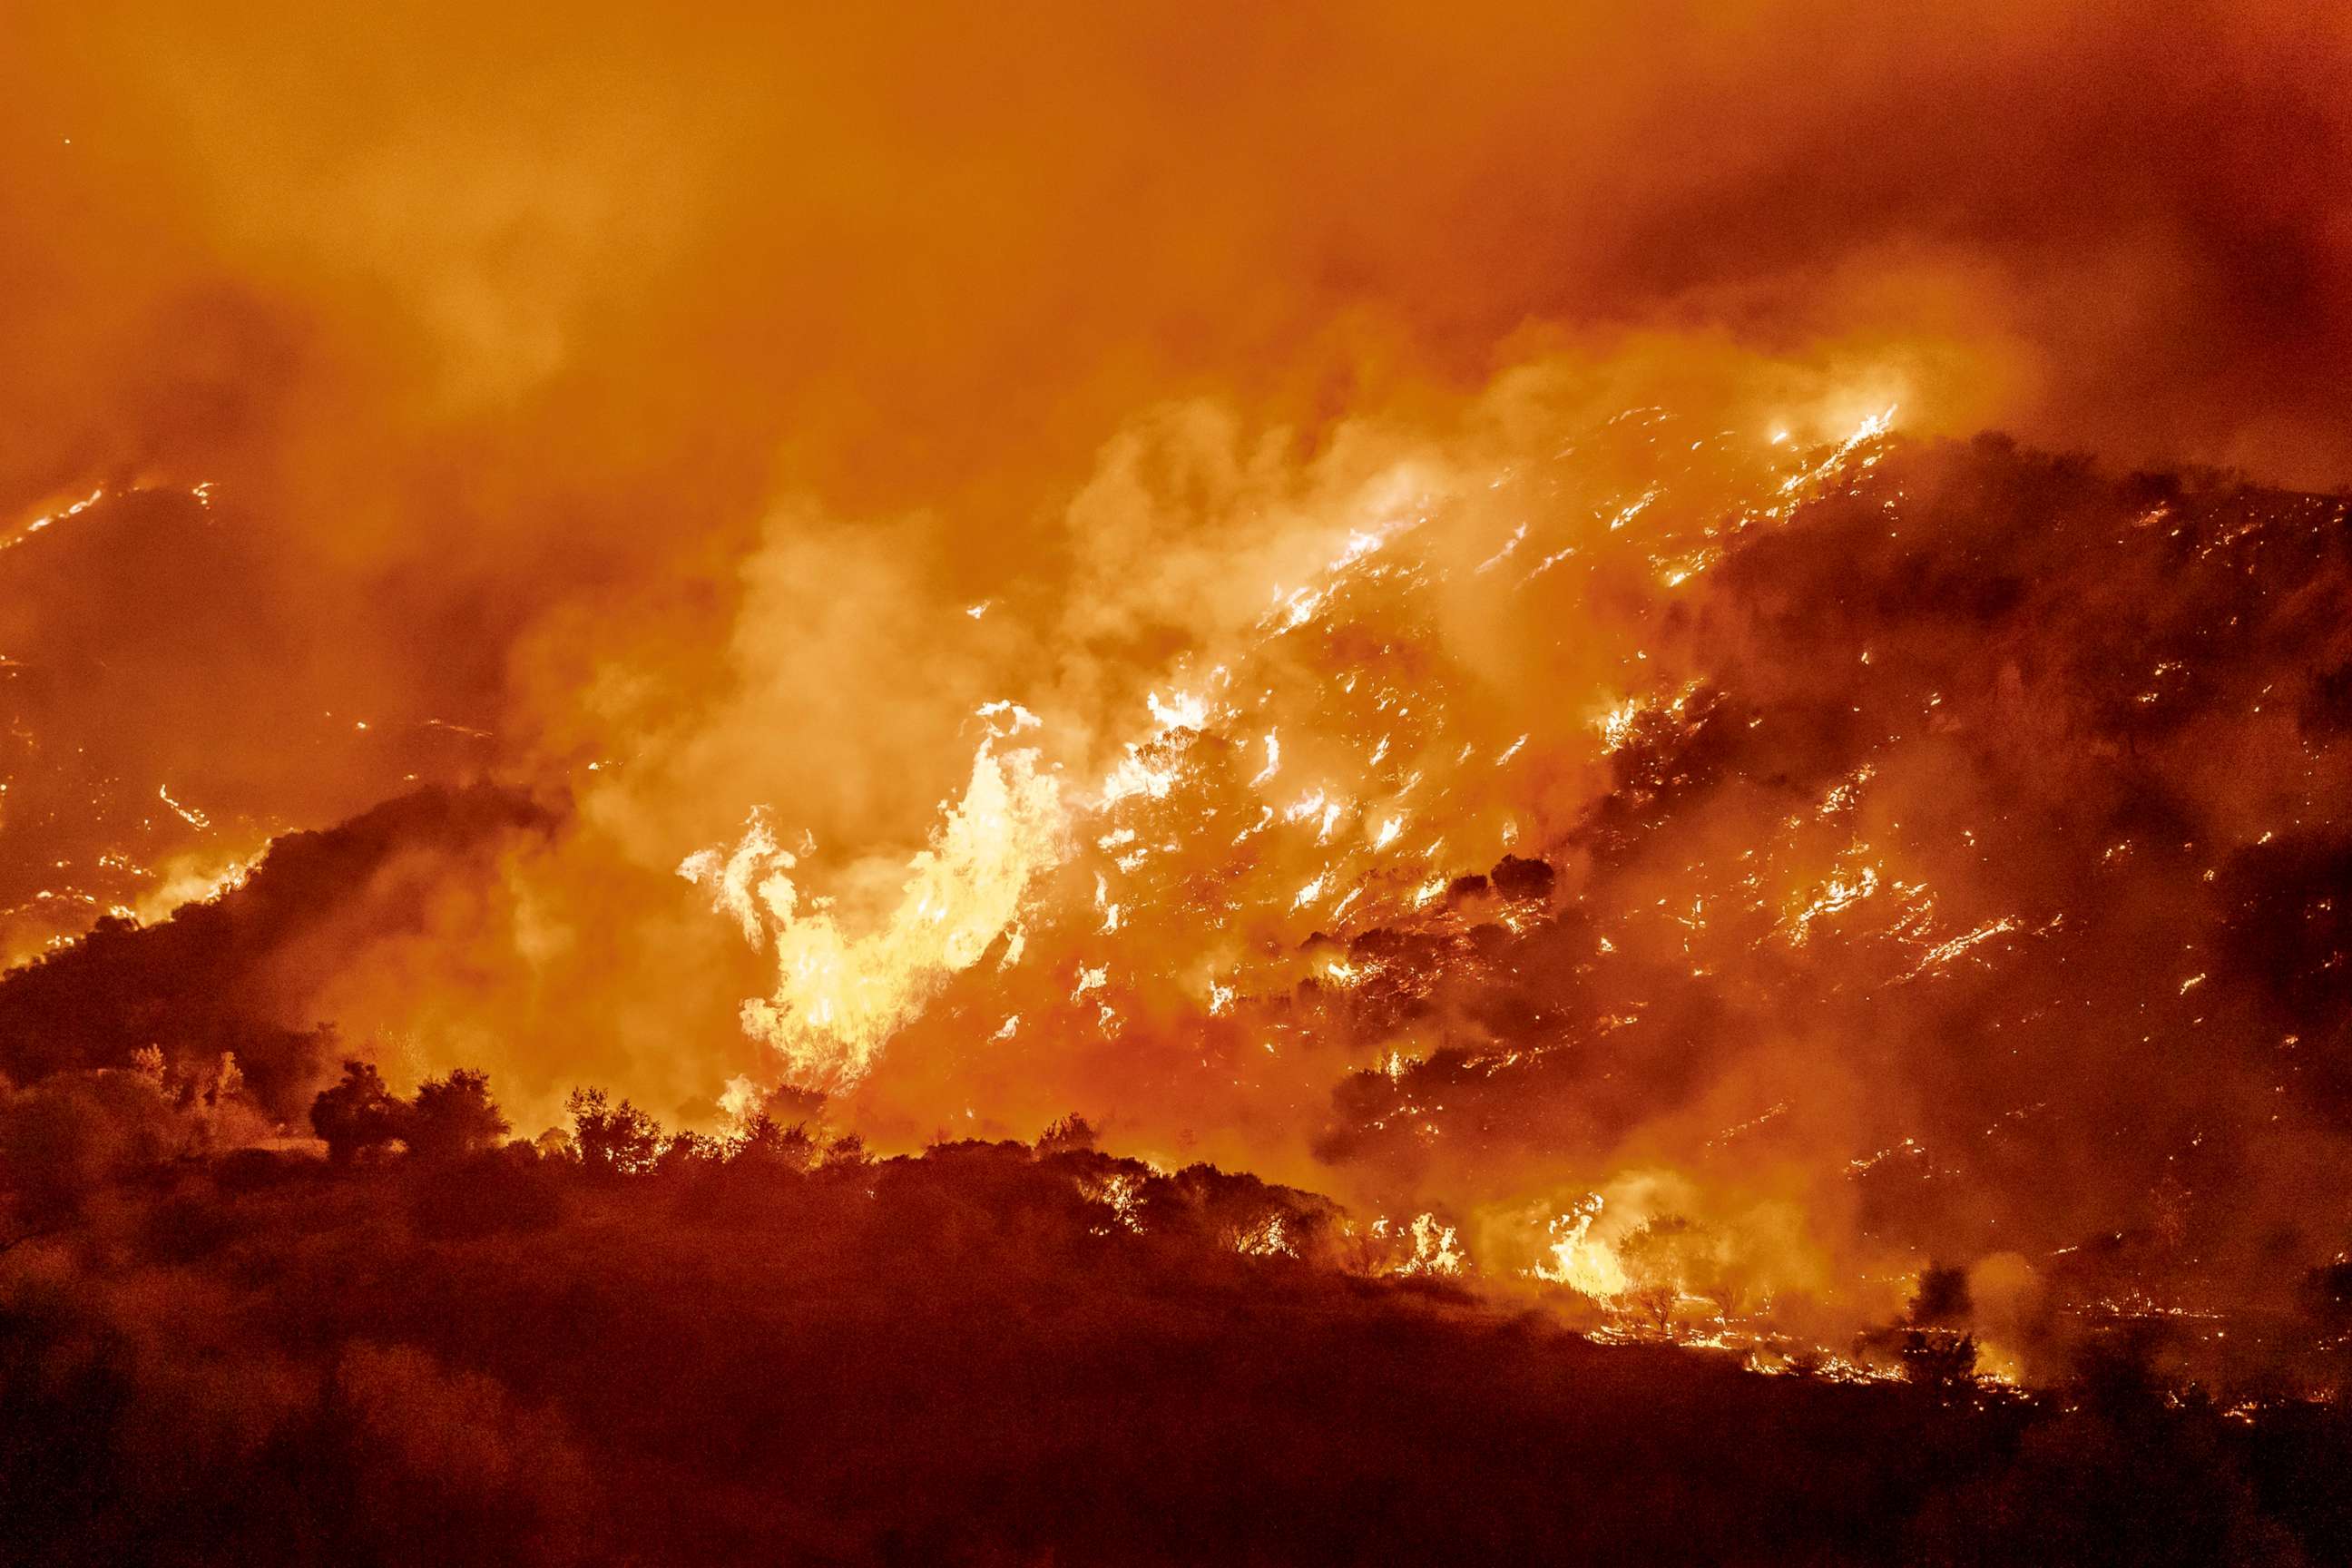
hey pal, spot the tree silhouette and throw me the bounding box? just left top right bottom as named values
left=407, top=1068, right=510, bottom=1162
left=1910, top=1262, right=1972, bottom=1327
left=653, top=1130, right=721, bottom=1175
left=1036, top=1113, right=1097, bottom=1155
left=311, top=1061, right=405, bottom=1164
left=565, top=1087, right=662, bottom=1174
left=730, top=1114, right=818, bottom=1171
left=1619, top=1217, right=1700, bottom=1338
left=1896, top=1328, right=1979, bottom=1396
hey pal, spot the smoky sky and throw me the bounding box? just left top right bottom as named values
left=5, top=0, right=2352, bottom=1351
left=5, top=2, right=2346, bottom=867
left=8, top=2, right=2349, bottom=589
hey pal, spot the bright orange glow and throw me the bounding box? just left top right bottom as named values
left=3, top=0, right=2351, bottom=1438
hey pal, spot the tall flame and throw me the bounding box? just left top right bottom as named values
left=682, top=738, right=1063, bottom=1088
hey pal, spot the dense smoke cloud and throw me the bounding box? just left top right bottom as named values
left=5, top=0, right=2352, bottom=1379
left=5, top=0, right=2346, bottom=908
left=9, top=0, right=2350, bottom=632
left=6, top=1, right=2346, bottom=858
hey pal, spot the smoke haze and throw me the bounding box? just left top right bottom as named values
left=5, top=0, right=2352, bottom=1403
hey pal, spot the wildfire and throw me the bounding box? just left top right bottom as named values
left=1387, top=1213, right=1465, bottom=1278
left=1534, top=1196, right=1632, bottom=1298
left=131, top=851, right=257, bottom=925
left=682, top=739, right=1063, bottom=1088
left=5, top=11, right=2352, bottom=1555
left=646, top=402, right=1990, bottom=1339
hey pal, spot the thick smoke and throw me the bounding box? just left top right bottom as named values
left=7, top=0, right=2349, bottom=716
left=5, top=0, right=2352, bottom=1376
left=8, top=0, right=2347, bottom=926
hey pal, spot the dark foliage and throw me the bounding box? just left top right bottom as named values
left=1034, top=1112, right=1097, bottom=1154
left=407, top=1069, right=512, bottom=1163
left=565, top=1087, right=662, bottom=1175
left=309, top=1060, right=406, bottom=1165
left=1, top=1098, right=2347, bottom=1567
left=1489, top=853, right=1557, bottom=902
left=1912, top=1262, right=1974, bottom=1327
left=1897, top=1329, right=1982, bottom=1396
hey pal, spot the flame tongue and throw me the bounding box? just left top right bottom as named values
left=683, top=740, right=1063, bottom=1089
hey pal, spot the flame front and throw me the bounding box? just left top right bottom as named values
left=666, top=397, right=1920, bottom=1322
left=684, top=739, right=1063, bottom=1089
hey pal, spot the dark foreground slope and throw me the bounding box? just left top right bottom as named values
left=4, top=1136, right=2347, bottom=1568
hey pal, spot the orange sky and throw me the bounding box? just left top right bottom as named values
left=5, top=1, right=2351, bottom=1343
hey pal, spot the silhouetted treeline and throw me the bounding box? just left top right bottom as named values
left=2, top=1063, right=2349, bottom=1565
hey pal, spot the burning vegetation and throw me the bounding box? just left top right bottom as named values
left=7, top=1, right=2352, bottom=1562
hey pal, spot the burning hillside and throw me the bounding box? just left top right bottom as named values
left=653, top=415, right=2352, bottom=1386
left=0, top=483, right=495, bottom=967
left=7, top=1, right=2352, bottom=1562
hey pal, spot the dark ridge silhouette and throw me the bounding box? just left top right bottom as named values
left=0, top=487, right=493, bottom=958
left=0, top=1108, right=2346, bottom=1568
left=1489, top=853, right=1556, bottom=902
left=0, top=784, right=557, bottom=1115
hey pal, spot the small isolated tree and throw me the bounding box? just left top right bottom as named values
left=208, top=1052, right=245, bottom=1108
left=181, top=1051, right=270, bottom=1156
left=312, top=1061, right=406, bottom=1164
left=1036, top=1113, right=1097, bottom=1156
left=566, top=1087, right=662, bottom=1175
left=820, top=1131, right=868, bottom=1171
left=1331, top=1220, right=1388, bottom=1279
left=407, top=1069, right=511, bottom=1162
left=1700, top=1269, right=1753, bottom=1326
